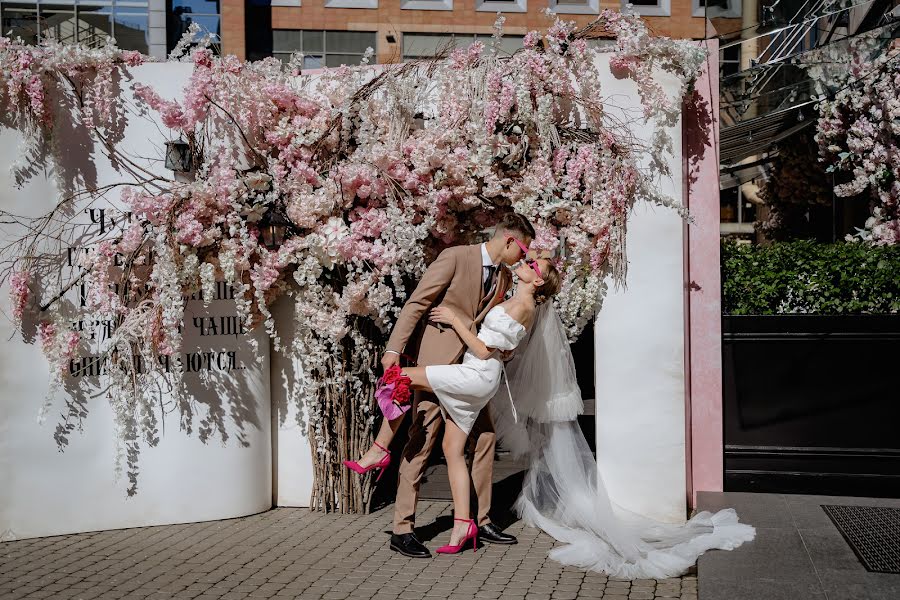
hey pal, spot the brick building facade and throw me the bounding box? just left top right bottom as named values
left=224, top=0, right=743, bottom=62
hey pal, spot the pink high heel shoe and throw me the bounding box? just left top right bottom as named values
left=343, top=441, right=391, bottom=482
left=435, top=518, right=478, bottom=554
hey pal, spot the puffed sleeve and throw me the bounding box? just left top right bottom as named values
left=476, top=320, right=524, bottom=350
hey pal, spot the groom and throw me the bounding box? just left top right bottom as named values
left=383, top=212, right=536, bottom=558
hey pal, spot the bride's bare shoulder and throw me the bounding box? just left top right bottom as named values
left=500, top=301, right=534, bottom=328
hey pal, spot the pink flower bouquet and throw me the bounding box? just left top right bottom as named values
left=375, top=365, right=413, bottom=420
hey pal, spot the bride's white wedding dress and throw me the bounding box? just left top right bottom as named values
left=490, top=304, right=756, bottom=579
left=426, top=305, right=526, bottom=435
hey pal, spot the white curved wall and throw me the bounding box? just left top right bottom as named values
left=0, top=64, right=272, bottom=541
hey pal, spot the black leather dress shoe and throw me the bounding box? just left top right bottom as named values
left=478, top=523, right=518, bottom=545
left=390, top=533, right=431, bottom=558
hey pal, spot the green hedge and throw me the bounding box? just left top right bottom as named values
left=721, top=240, right=900, bottom=315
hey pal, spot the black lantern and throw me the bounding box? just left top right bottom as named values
left=164, top=138, right=193, bottom=172
left=259, top=204, right=292, bottom=249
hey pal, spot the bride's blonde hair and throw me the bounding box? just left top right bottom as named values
left=534, top=261, right=562, bottom=305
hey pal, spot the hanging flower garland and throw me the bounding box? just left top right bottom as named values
left=803, top=27, right=900, bottom=245
left=1, top=10, right=705, bottom=507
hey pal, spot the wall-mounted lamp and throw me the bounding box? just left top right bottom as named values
left=386, top=34, right=396, bottom=44
left=164, top=138, right=193, bottom=173
left=258, top=204, right=293, bottom=249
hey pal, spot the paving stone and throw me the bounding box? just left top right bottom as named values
left=0, top=505, right=691, bottom=600
left=606, top=581, right=632, bottom=590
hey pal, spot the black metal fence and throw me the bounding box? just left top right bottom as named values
left=723, top=314, right=900, bottom=497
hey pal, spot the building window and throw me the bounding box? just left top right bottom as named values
left=36, top=4, right=75, bottom=45
left=273, top=29, right=377, bottom=68
left=1, top=4, right=39, bottom=44
left=323, top=0, right=378, bottom=8
left=402, top=32, right=524, bottom=61
left=624, top=0, right=671, bottom=17
left=475, top=0, right=527, bottom=13
left=1, top=4, right=39, bottom=45
left=549, top=0, right=599, bottom=14
left=168, top=0, right=220, bottom=54
left=720, top=44, right=740, bottom=79
left=720, top=186, right=757, bottom=235
left=114, top=8, right=152, bottom=54
left=588, top=38, right=615, bottom=50
left=0, top=1, right=149, bottom=54
left=692, top=0, right=741, bottom=18
left=401, top=0, right=452, bottom=9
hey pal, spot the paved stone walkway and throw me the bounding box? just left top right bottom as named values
left=697, top=492, right=900, bottom=600
left=0, top=501, right=697, bottom=600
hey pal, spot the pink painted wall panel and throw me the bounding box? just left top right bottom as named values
left=683, top=41, right=722, bottom=509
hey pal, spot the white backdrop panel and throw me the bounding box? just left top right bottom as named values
left=592, top=57, right=687, bottom=524
left=0, top=64, right=272, bottom=541
left=269, top=297, right=314, bottom=507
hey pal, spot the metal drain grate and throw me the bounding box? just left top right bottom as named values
left=822, top=505, right=900, bottom=574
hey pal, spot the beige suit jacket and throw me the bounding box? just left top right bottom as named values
left=386, top=244, right=511, bottom=368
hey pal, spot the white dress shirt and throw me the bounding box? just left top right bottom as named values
left=481, top=243, right=499, bottom=283
left=481, top=243, right=500, bottom=297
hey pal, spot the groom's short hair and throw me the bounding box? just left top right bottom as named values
left=495, top=213, right=536, bottom=241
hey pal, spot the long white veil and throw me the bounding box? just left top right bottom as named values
left=490, top=303, right=755, bottom=579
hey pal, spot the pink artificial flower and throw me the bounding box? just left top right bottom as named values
left=38, top=321, right=57, bottom=355
left=120, top=50, right=145, bottom=67
left=10, top=270, right=31, bottom=322
left=175, top=211, right=205, bottom=246
left=251, top=250, right=282, bottom=293
left=25, top=74, right=47, bottom=125
left=532, top=224, right=561, bottom=255
left=193, top=48, right=214, bottom=69
left=64, top=331, right=80, bottom=358
left=449, top=41, right=484, bottom=70
left=122, top=188, right=176, bottom=226
left=349, top=207, right=391, bottom=239
left=118, top=223, right=145, bottom=254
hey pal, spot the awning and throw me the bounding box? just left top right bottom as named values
left=720, top=101, right=815, bottom=166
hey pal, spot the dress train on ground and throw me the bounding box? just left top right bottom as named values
left=512, top=420, right=756, bottom=579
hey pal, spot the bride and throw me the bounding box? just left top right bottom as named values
left=490, top=297, right=756, bottom=579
